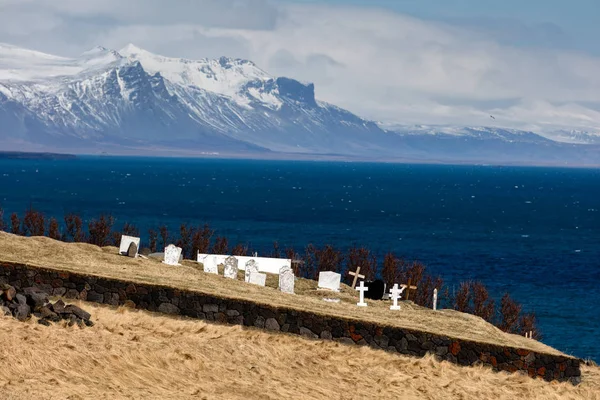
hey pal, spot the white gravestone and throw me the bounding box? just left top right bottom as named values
left=248, top=272, right=267, bottom=286
left=245, top=259, right=259, bottom=283
left=223, top=256, right=239, bottom=279
left=278, top=266, right=295, bottom=294
left=317, top=271, right=341, bottom=292
left=163, top=244, right=182, bottom=266
left=433, top=288, right=438, bottom=311
left=356, top=281, right=368, bottom=307
left=389, top=284, right=405, bottom=311
left=203, top=256, right=219, bottom=275
left=119, top=235, right=141, bottom=258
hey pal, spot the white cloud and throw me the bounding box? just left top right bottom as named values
left=0, top=0, right=599, bottom=132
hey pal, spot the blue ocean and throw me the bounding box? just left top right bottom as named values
left=0, top=156, right=598, bottom=360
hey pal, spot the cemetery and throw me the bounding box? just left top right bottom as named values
left=0, top=231, right=583, bottom=384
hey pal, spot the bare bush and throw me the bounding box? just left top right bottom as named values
left=346, top=245, right=377, bottom=281
left=64, top=214, right=85, bottom=242
left=48, top=217, right=61, bottom=240
left=88, top=214, right=115, bottom=246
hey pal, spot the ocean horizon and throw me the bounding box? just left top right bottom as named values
left=0, top=155, right=598, bottom=360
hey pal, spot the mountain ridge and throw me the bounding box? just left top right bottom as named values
left=0, top=43, right=598, bottom=166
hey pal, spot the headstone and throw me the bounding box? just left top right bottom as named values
left=162, top=244, right=182, bottom=266
left=433, top=288, right=438, bottom=311
left=364, top=279, right=385, bottom=300
left=223, top=256, right=239, bottom=279
left=317, top=271, right=341, bottom=292
left=126, top=242, right=138, bottom=258
left=348, top=267, right=365, bottom=289
left=203, top=256, right=219, bottom=275
left=278, top=266, right=295, bottom=294
left=245, top=259, right=259, bottom=283
left=323, top=298, right=340, bottom=303
left=119, top=235, right=141, bottom=258
left=356, top=281, right=368, bottom=307
left=401, top=279, right=418, bottom=301
left=248, top=272, right=266, bottom=286
left=389, top=284, right=405, bottom=310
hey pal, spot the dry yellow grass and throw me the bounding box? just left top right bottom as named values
left=0, top=302, right=598, bottom=400
left=0, top=232, right=568, bottom=356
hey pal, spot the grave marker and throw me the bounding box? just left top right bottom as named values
left=400, top=279, right=418, bottom=301
left=317, top=271, right=341, bottom=292
left=389, top=284, right=405, bottom=310
left=119, top=235, right=141, bottom=258
left=162, top=244, right=182, bottom=266
left=203, top=256, right=219, bottom=275
left=347, top=267, right=365, bottom=289
left=356, top=281, right=368, bottom=307
left=279, top=266, right=295, bottom=294
left=126, top=242, right=138, bottom=258
left=223, top=256, right=239, bottom=279
left=245, top=259, right=259, bottom=283
left=248, top=272, right=267, bottom=286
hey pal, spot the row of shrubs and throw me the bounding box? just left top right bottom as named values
left=0, top=206, right=539, bottom=338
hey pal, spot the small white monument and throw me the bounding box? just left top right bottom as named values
left=278, top=266, right=295, bottom=294
left=317, top=271, right=341, bottom=292
left=433, top=288, right=438, bottom=311
left=248, top=272, right=267, bottom=286
left=162, top=244, right=182, bottom=266
left=203, top=256, right=219, bottom=275
left=389, top=284, right=405, bottom=311
left=223, top=256, right=239, bottom=279
left=119, top=235, right=141, bottom=258
left=356, top=281, right=368, bottom=307
left=245, top=259, right=259, bottom=283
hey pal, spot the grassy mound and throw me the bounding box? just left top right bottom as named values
left=0, top=232, right=566, bottom=356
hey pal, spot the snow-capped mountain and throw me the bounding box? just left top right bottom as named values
left=0, top=43, right=598, bottom=165
left=0, top=43, right=394, bottom=155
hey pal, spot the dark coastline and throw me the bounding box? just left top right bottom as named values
left=0, top=151, right=77, bottom=160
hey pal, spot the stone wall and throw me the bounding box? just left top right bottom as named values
left=0, top=262, right=581, bottom=384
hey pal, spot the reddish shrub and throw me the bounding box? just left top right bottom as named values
left=211, top=236, right=229, bottom=254
left=315, top=244, right=343, bottom=276
left=158, top=225, right=169, bottom=250
left=88, top=214, right=115, bottom=246
left=346, top=245, right=377, bottom=281
left=148, top=229, right=158, bottom=253
left=177, top=223, right=193, bottom=259
left=271, top=241, right=281, bottom=258
left=453, top=281, right=495, bottom=322
left=22, top=207, right=45, bottom=236
left=499, top=293, right=521, bottom=333
left=0, top=206, right=5, bottom=231
left=64, top=214, right=85, bottom=242
left=48, top=217, right=61, bottom=240
left=231, top=243, right=248, bottom=256
left=381, top=253, right=400, bottom=290
left=191, top=224, right=213, bottom=254
left=10, top=213, right=21, bottom=235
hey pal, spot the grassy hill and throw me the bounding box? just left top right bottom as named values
left=0, top=232, right=565, bottom=355
left=1, top=302, right=599, bottom=400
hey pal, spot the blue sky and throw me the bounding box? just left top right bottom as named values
left=0, top=0, right=599, bottom=133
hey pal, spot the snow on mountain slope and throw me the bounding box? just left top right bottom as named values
left=119, top=44, right=279, bottom=109
left=0, top=43, right=598, bottom=165
left=0, top=43, right=393, bottom=155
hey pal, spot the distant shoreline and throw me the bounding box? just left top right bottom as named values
left=0, top=151, right=77, bottom=160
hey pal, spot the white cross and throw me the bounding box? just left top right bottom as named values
left=356, top=281, right=368, bottom=307
left=389, top=284, right=405, bottom=310
left=433, top=288, right=438, bottom=311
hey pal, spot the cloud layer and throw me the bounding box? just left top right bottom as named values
left=1, top=0, right=599, bottom=132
